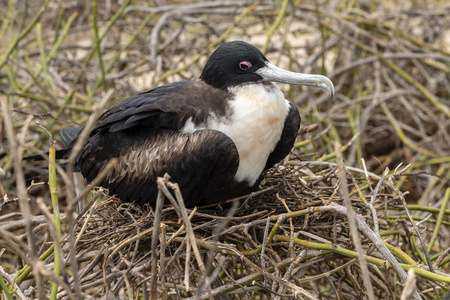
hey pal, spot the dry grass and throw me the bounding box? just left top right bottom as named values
left=1, top=0, right=450, bottom=299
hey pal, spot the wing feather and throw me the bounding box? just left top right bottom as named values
left=90, top=79, right=230, bottom=135
left=79, top=128, right=244, bottom=206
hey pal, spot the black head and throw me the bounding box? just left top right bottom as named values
left=200, top=41, right=335, bottom=98
left=200, top=41, right=268, bottom=90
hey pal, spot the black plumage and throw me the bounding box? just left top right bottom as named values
left=58, top=41, right=333, bottom=207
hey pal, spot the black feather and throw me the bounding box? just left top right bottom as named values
left=60, top=127, right=83, bottom=145
left=264, top=104, right=301, bottom=171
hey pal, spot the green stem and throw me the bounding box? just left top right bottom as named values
left=261, top=0, right=289, bottom=54
left=92, top=0, right=107, bottom=90
left=428, top=188, right=450, bottom=253
left=381, top=102, right=437, bottom=157
left=50, top=0, right=132, bottom=129
left=49, top=142, right=61, bottom=299
left=0, top=271, right=13, bottom=300
left=19, top=12, right=77, bottom=97
left=154, top=4, right=257, bottom=86
left=16, top=245, right=55, bottom=284
left=387, top=205, right=450, bottom=215
left=274, top=235, right=450, bottom=284
left=92, top=15, right=152, bottom=94
left=0, top=0, right=51, bottom=70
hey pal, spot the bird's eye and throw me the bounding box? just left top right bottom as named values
left=239, top=61, right=252, bottom=70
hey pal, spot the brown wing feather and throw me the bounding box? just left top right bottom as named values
left=78, top=127, right=249, bottom=207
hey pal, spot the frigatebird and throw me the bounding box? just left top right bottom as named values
left=60, top=41, right=334, bottom=207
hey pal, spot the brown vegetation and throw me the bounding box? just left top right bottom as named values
left=0, top=0, right=449, bottom=299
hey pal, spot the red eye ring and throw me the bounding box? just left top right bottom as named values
left=239, top=61, right=252, bottom=70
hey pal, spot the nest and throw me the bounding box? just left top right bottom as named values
left=1, top=155, right=445, bottom=299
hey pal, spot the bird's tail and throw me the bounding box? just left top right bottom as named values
left=59, top=127, right=83, bottom=146
left=23, top=149, right=70, bottom=162
left=25, top=126, right=83, bottom=161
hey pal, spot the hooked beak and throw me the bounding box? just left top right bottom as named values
left=256, top=62, right=335, bottom=99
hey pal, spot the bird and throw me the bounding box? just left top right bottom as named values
left=59, top=41, right=334, bottom=207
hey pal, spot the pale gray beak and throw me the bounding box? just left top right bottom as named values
left=256, top=62, right=335, bottom=99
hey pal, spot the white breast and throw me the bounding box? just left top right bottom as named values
left=183, top=83, right=291, bottom=186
